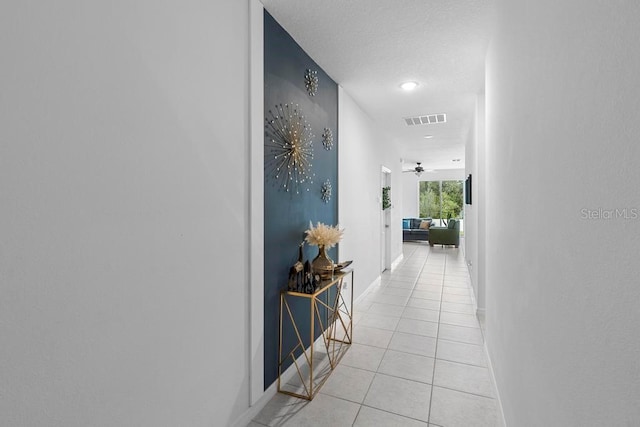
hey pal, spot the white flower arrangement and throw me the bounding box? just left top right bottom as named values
left=304, top=222, right=344, bottom=248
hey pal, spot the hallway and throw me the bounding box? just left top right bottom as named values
left=250, top=243, right=501, bottom=426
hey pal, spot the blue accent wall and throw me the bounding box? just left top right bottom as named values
left=264, top=11, right=339, bottom=388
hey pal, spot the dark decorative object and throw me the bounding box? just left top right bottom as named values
left=382, top=186, right=391, bottom=210
left=287, top=243, right=305, bottom=291
left=465, top=174, right=472, bottom=205
left=287, top=243, right=320, bottom=293
left=303, top=261, right=320, bottom=293
left=322, top=127, right=333, bottom=150
left=333, top=260, right=353, bottom=273
left=304, top=69, right=318, bottom=96
left=265, top=103, right=315, bottom=194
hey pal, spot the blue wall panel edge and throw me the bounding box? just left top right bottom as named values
left=263, top=10, right=339, bottom=388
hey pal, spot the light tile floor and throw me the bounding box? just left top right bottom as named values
left=251, top=242, right=502, bottom=427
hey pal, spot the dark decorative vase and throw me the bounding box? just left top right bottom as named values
left=312, top=245, right=334, bottom=279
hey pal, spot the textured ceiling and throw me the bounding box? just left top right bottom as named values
left=261, top=0, right=495, bottom=171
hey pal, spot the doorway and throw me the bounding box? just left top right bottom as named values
left=381, top=166, right=392, bottom=272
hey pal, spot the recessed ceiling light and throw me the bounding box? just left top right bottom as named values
left=400, top=81, right=419, bottom=91
left=423, top=135, right=434, bottom=139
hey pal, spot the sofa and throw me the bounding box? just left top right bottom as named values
left=402, top=218, right=432, bottom=242
left=429, top=219, right=460, bottom=248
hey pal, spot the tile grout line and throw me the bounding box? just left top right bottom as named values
left=426, top=250, right=447, bottom=425
left=358, top=402, right=435, bottom=425
left=394, top=245, right=433, bottom=424
left=426, top=383, right=497, bottom=401
left=351, top=248, right=423, bottom=426
left=352, top=246, right=427, bottom=426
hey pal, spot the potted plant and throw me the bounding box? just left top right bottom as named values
left=304, top=222, right=344, bottom=278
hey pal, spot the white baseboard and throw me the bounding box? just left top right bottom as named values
left=232, top=303, right=354, bottom=427
left=231, top=327, right=339, bottom=427
left=355, top=275, right=381, bottom=305
left=231, top=379, right=277, bottom=427
left=470, top=285, right=478, bottom=311
left=390, top=253, right=404, bottom=270
left=353, top=253, right=402, bottom=306
left=483, top=338, right=507, bottom=427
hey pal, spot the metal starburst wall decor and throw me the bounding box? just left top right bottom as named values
left=265, top=103, right=315, bottom=194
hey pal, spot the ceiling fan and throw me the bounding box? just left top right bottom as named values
left=402, top=161, right=425, bottom=176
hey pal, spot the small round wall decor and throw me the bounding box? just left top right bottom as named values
left=321, top=179, right=332, bottom=203
left=305, top=69, right=319, bottom=96
left=322, top=127, right=333, bottom=151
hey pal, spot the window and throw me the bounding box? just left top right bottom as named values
left=419, top=181, right=441, bottom=219
left=419, top=180, right=464, bottom=225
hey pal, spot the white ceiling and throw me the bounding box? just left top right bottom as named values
left=260, top=0, right=495, bottom=172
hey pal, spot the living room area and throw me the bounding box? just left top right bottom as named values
left=401, top=169, right=467, bottom=248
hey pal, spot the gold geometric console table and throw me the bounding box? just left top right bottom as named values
left=278, top=269, right=354, bottom=400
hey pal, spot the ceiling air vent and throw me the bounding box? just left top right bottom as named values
left=403, top=113, right=447, bottom=126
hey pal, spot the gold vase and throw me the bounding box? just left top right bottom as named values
left=312, top=245, right=334, bottom=279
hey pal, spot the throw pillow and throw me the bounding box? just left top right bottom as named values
left=447, top=219, right=456, bottom=229
left=419, top=220, right=430, bottom=230
left=402, top=219, right=410, bottom=229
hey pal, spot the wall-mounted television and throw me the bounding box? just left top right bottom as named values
left=465, top=174, right=472, bottom=205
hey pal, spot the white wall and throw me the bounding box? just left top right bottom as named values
left=0, top=2, right=252, bottom=426
left=464, top=109, right=478, bottom=307
left=402, top=169, right=466, bottom=219
left=249, top=0, right=265, bottom=408
left=486, top=0, right=640, bottom=425
left=476, top=95, right=487, bottom=312
left=402, top=173, right=419, bottom=218
left=339, top=88, right=403, bottom=298
left=464, top=94, right=486, bottom=311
